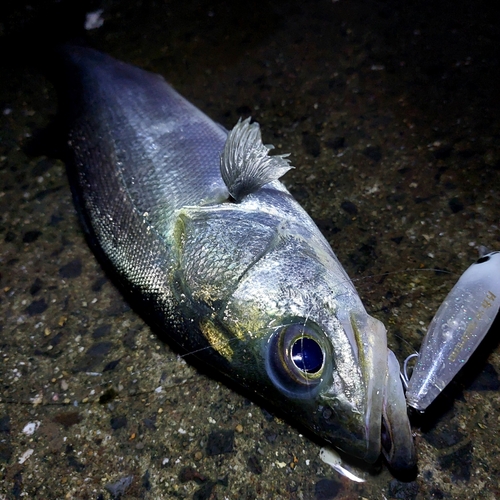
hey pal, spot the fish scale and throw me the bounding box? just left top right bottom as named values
left=70, top=48, right=229, bottom=230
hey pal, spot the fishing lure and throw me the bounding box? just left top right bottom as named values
left=406, top=249, right=500, bottom=411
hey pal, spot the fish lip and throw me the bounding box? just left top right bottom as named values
left=323, top=314, right=415, bottom=469
left=381, top=350, right=416, bottom=471
left=349, top=312, right=387, bottom=463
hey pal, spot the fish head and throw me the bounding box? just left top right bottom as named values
left=214, top=219, right=414, bottom=469
left=176, top=201, right=414, bottom=470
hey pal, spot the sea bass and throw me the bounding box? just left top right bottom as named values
left=58, top=46, right=415, bottom=471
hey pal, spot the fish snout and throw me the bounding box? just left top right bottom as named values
left=381, top=350, right=416, bottom=472
left=348, top=314, right=415, bottom=469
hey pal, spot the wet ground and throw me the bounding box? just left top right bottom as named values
left=1, top=0, right=500, bottom=498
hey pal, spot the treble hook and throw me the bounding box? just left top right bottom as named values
left=400, top=353, right=419, bottom=391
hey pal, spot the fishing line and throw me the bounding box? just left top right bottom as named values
left=300, top=301, right=315, bottom=391
left=348, top=267, right=457, bottom=286
left=390, top=331, right=419, bottom=355
left=0, top=265, right=463, bottom=408
left=166, top=265, right=452, bottom=360
left=152, top=266, right=453, bottom=378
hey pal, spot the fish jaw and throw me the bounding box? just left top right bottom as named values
left=381, top=350, right=416, bottom=471
left=307, top=312, right=414, bottom=469
left=347, top=312, right=387, bottom=463
left=299, top=310, right=385, bottom=464
left=344, top=313, right=415, bottom=469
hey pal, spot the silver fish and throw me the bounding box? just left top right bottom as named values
left=59, top=46, right=415, bottom=471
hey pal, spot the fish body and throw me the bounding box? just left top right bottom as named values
left=58, top=46, right=414, bottom=470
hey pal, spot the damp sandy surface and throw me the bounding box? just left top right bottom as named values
left=1, top=1, right=499, bottom=498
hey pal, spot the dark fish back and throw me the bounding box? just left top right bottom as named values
left=59, top=45, right=229, bottom=236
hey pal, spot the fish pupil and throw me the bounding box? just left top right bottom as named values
left=291, top=337, right=323, bottom=374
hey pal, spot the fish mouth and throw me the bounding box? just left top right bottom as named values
left=350, top=313, right=415, bottom=469
left=349, top=312, right=386, bottom=463
left=381, top=350, right=416, bottom=471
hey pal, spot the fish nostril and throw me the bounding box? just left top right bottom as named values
left=322, top=408, right=333, bottom=421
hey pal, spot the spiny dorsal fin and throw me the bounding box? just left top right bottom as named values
left=220, top=117, right=293, bottom=201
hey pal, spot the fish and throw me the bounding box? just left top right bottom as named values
left=56, top=45, right=415, bottom=472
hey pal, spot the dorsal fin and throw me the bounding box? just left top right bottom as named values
left=220, top=118, right=293, bottom=201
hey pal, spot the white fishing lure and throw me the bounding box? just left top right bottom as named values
left=406, top=249, right=500, bottom=411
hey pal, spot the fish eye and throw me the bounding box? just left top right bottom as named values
left=476, top=255, right=491, bottom=264
left=476, top=251, right=499, bottom=264
left=265, top=321, right=331, bottom=397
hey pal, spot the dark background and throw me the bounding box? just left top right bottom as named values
left=0, top=1, right=499, bottom=498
